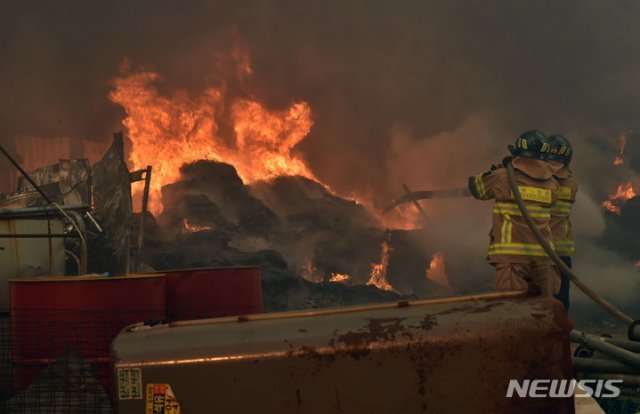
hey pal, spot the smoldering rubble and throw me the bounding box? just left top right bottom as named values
left=139, top=159, right=452, bottom=311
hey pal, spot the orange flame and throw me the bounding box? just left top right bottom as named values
left=108, top=55, right=423, bottom=235
left=426, top=251, right=450, bottom=288
left=108, top=61, right=314, bottom=215
left=231, top=99, right=316, bottom=182
left=329, top=273, right=351, bottom=283
left=601, top=183, right=636, bottom=215
left=367, top=237, right=395, bottom=292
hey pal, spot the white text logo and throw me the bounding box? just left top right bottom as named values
left=506, top=379, right=622, bottom=398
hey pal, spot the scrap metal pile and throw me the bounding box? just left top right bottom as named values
left=0, top=133, right=451, bottom=312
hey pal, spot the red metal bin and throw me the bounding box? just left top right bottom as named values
left=162, top=266, right=262, bottom=321
left=9, top=274, right=166, bottom=396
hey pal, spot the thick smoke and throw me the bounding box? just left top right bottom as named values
left=2, top=1, right=640, bottom=320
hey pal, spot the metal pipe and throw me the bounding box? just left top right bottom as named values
left=602, top=337, right=640, bottom=353
left=0, top=205, right=89, bottom=218
left=570, top=330, right=640, bottom=370
left=591, top=351, right=619, bottom=361
left=0, top=144, right=53, bottom=204
left=505, top=162, right=636, bottom=327
left=403, top=184, right=428, bottom=224
left=134, top=166, right=152, bottom=272
left=65, top=249, right=81, bottom=271
left=85, top=211, right=103, bottom=232
left=573, top=357, right=640, bottom=375
left=382, top=188, right=471, bottom=213
left=66, top=210, right=87, bottom=275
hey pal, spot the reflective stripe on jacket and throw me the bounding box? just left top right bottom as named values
left=468, top=158, right=559, bottom=264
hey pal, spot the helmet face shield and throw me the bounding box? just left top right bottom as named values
left=547, top=134, right=573, bottom=164
left=511, top=129, right=551, bottom=160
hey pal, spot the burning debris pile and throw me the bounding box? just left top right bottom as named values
left=1, top=136, right=449, bottom=312
left=0, top=50, right=455, bottom=313
left=137, top=159, right=451, bottom=311
left=5, top=47, right=638, bottom=316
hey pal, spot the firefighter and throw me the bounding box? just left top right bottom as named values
left=547, top=134, right=576, bottom=311
left=468, top=129, right=561, bottom=296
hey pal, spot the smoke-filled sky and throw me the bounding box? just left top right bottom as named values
left=2, top=0, right=640, bottom=191
left=1, top=0, right=639, bottom=313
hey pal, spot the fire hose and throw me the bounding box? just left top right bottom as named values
left=505, top=161, right=640, bottom=342
left=382, top=188, right=470, bottom=213
left=382, top=164, right=640, bottom=341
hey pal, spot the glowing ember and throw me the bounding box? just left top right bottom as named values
left=614, top=132, right=629, bottom=166
left=182, top=218, right=214, bottom=233
left=426, top=251, right=450, bottom=288
left=109, top=59, right=315, bottom=215
left=601, top=183, right=636, bottom=215
left=367, top=236, right=395, bottom=292
left=329, top=273, right=351, bottom=283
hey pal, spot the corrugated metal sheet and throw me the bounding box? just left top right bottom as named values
left=113, top=292, right=574, bottom=414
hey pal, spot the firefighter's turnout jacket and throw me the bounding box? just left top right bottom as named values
left=550, top=166, right=578, bottom=257
left=468, top=157, right=559, bottom=264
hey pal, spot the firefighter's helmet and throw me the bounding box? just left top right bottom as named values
left=547, top=134, right=573, bottom=164
left=508, top=129, right=551, bottom=160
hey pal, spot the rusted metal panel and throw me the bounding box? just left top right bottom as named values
left=90, top=133, right=133, bottom=275
left=113, top=293, right=574, bottom=414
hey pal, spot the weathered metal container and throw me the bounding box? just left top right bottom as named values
left=163, top=266, right=263, bottom=321
left=9, top=274, right=166, bottom=395
left=0, top=207, right=67, bottom=309
left=113, top=292, right=574, bottom=414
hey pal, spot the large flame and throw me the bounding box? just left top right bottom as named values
left=601, top=183, right=636, bottom=215
left=108, top=62, right=314, bottom=215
